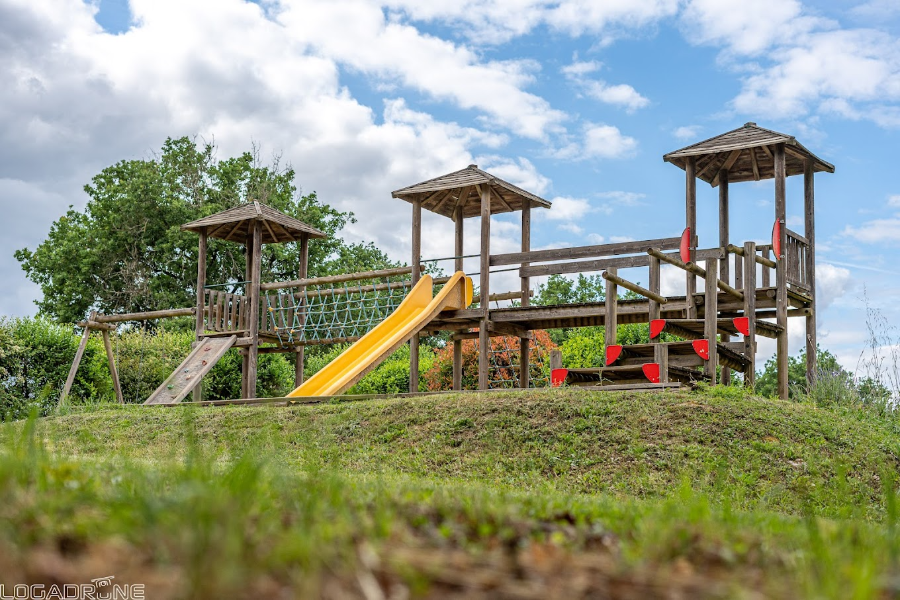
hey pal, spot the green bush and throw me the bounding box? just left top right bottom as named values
left=304, top=342, right=435, bottom=394
left=0, top=317, right=107, bottom=419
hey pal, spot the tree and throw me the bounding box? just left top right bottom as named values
left=16, top=137, right=397, bottom=323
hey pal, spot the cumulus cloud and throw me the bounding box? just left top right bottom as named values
left=582, top=124, right=639, bottom=159
left=816, top=263, right=853, bottom=310
left=672, top=125, right=702, bottom=140
left=543, top=196, right=594, bottom=221
left=562, top=60, right=650, bottom=112
left=476, top=156, right=551, bottom=197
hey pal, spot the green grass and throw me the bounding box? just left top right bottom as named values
left=3, top=387, right=900, bottom=598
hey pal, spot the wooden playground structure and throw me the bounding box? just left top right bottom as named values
left=60, top=123, right=832, bottom=405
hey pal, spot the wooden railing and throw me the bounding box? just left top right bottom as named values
left=784, top=228, right=811, bottom=292
left=204, top=289, right=249, bottom=333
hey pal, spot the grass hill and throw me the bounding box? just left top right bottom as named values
left=2, top=387, right=900, bottom=598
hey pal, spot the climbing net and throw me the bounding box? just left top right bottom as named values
left=485, top=332, right=551, bottom=389
left=264, top=273, right=414, bottom=346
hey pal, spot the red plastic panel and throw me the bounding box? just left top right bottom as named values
left=680, top=227, right=692, bottom=263
left=733, top=317, right=750, bottom=336
left=606, top=345, right=623, bottom=366
left=642, top=363, right=661, bottom=383
left=692, top=339, right=710, bottom=360
left=650, top=319, right=666, bottom=339
left=551, top=368, right=568, bottom=388
left=772, top=220, right=782, bottom=260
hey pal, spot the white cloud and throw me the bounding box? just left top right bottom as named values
left=672, top=125, right=701, bottom=140
left=816, top=263, right=852, bottom=310
left=888, top=195, right=900, bottom=208
left=842, top=217, right=900, bottom=243
left=544, top=196, right=594, bottom=221
left=558, top=222, right=585, bottom=235
left=582, top=124, right=639, bottom=159
left=595, top=191, right=646, bottom=207
left=476, top=156, right=551, bottom=196
left=562, top=60, right=650, bottom=112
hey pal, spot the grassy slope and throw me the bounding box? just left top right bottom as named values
left=3, top=387, right=900, bottom=598
left=31, top=386, right=900, bottom=518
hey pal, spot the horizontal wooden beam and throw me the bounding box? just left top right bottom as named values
left=95, top=308, right=195, bottom=323
left=490, top=236, right=681, bottom=267
left=76, top=320, right=116, bottom=331
left=726, top=244, right=777, bottom=268
left=648, top=248, right=743, bottom=300
left=601, top=271, right=668, bottom=304
left=262, top=266, right=418, bottom=291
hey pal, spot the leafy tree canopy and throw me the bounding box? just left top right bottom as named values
left=17, top=137, right=397, bottom=323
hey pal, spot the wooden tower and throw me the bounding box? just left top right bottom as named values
left=392, top=165, right=551, bottom=391
left=664, top=123, right=834, bottom=397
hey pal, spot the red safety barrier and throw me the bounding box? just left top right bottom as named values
left=680, top=227, right=692, bottom=263
left=772, top=219, right=782, bottom=260
left=642, top=363, right=661, bottom=383
left=733, top=317, right=750, bottom=336
left=551, top=368, right=568, bottom=387
left=692, top=339, right=710, bottom=360
left=606, top=345, right=623, bottom=365
left=650, top=319, right=666, bottom=339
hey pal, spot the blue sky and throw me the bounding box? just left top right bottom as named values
left=2, top=0, right=900, bottom=370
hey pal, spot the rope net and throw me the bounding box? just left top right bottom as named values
left=264, top=273, right=413, bottom=346
left=486, top=335, right=550, bottom=389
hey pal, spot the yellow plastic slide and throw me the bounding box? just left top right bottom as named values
left=288, top=271, right=473, bottom=397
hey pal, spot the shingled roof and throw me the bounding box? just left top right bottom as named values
left=181, top=201, right=326, bottom=244
left=663, top=123, right=835, bottom=187
left=392, top=164, right=551, bottom=219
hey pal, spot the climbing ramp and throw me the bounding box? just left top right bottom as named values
left=144, top=335, right=237, bottom=405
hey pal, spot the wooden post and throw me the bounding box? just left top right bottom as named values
left=774, top=143, right=789, bottom=400
left=704, top=259, right=718, bottom=382
left=246, top=222, right=263, bottom=399
left=193, top=229, right=208, bottom=402
left=649, top=254, right=661, bottom=342
left=241, top=236, right=253, bottom=399
left=804, top=159, right=817, bottom=388
left=686, top=157, right=698, bottom=318
left=519, top=203, right=531, bottom=389
left=549, top=349, right=562, bottom=372
left=453, top=205, right=464, bottom=391
left=743, top=241, right=757, bottom=388
left=605, top=267, right=618, bottom=350
left=478, top=186, right=491, bottom=390
left=102, top=329, right=124, bottom=405
left=654, top=343, right=669, bottom=384
left=762, top=247, right=771, bottom=288
left=410, top=201, right=422, bottom=393
left=59, top=310, right=96, bottom=407
left=295, top=234, right=309, bottom=388
left=718, top=170, right=731, bottom=385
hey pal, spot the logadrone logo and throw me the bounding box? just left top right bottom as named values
left=0, top=576, right=145, bottom=600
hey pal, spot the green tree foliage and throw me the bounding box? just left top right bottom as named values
left=16, top=137, right=397, bottom=323
left=533, top=274, right=605, bottom=306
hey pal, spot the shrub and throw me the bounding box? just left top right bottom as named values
left=422, top=330, right=556, bottom=390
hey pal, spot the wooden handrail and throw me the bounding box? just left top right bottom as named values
left=94, top=308, right=196, bottom=323
left=489, top=236, right=682, bottom=267
left=648, top=248, right=743, bottom=300
left=601, top=271, right=667, bottom=304
left=726, top=244, right=777, bottom=268
left=262, top=266, right=419, bottom=291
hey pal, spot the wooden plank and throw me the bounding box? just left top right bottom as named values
left=750, top=146, right=760, bottom=181
left=605, top=267, right=618, bottom=350
left=520, top=203, right=531, bottom=389
left=649, top=255, right=661, bottom=342
left=102, top=329, right=124, bottom=405
left=704, top=259, right=718, bottom=381
left=719, top=170, right=731, bottom=386
left=59, top=311, right=95, bottom=407
left=261, top=266, right=417, bottom=291
left=490, top=236, right=681, bottom=267
left=246, top=222, right=262, bottom=399
left=295, top=235, right=309, bottom=387
left=774, top=143, right=788, bottom=400
left=479, top=186, right=491, bottom=390
left=804, top=159, right=816, bottom=388
left=145, top=336, right=237, bottom=405
left=602, top=270, right=667, bottom=304
left=195, top=230, right=207, bottom=344
left=685, top=157, right=697, bottom=319
left=453, top=205, right=464, bottom=391
left=655, top=343, right=669, bottom=384
left=410, top=200, right=422, bottom=394
left=96, top=307, right=196, bottom=323
left=711, top=150, right=742, bottom=188
left=743, top=241, right=757, bottom=388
